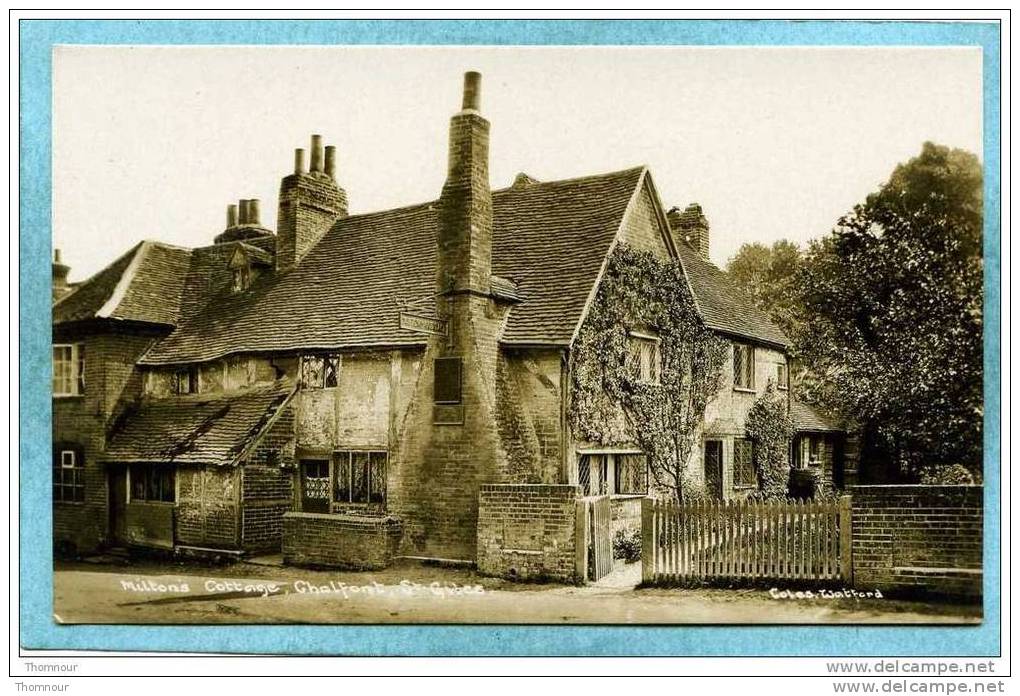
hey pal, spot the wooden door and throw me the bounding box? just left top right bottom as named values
left=108, top=465, right=128, bottom=545
left=300, top=460, right=331, bottom=513
left=704, top=440, right=724, bottom=499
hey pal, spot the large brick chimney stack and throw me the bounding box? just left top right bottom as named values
left=437, top=71, right=492, bottom=294
left=667, top=203, right=710, bottom=260
left=275, top=134, right=348, bottom=272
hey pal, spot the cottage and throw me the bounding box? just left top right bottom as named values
left=52, top=72, right=847, bottom=566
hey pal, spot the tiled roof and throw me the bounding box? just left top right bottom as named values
left=140, top=167, right=646, bottom=364
left=675, top=242, right=790, bottom=349
left=103, top=380, right=296, bottom=465
left=52, top=243, right=139, bottom=325
left=791, top=399, right=844, bottom=433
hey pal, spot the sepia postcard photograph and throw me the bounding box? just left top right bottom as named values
left=13, top=14, right=1005, bottom=680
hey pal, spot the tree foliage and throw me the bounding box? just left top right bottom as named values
left=798, top=142, right=984, bottom=478
left=569, top=244, right=728, bottom=502
left=726, top=239, right=805, bottom=343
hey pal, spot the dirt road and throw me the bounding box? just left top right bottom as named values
left=52, top=558, right=980, bottom=626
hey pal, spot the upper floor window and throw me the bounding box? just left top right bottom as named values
left=777, top=363, right=788, bottom=390
left=53, top=445, right=84, bottom=503
left=301, top=354, right=340, bottom=388
left=434, top=357, right=463, bottom=404
left=733, top=343, right=755, bottom=390
left=733, top=437, right=756, bottom=489
left=53, top=343, right=85, bottom=396
left=626, top=331, right=661, bottom=385
left=172, top=366, right=199, bottom=395
left=231, top=265, right=251, bottom=293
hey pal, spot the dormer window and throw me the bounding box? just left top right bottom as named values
left=231, top=265, right=251, bottom=293
left=172, top=366, right=199, bottom=395
left=626, top=331, right=661, bottom=385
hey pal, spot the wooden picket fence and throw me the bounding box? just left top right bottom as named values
left=641, top=496, right=852, bottom=586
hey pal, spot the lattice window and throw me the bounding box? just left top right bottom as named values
left=577, top=454, right=610, bottom=496
left=613, top=454, right=649, bottom=495
left=733, top=438, right=756, bottom=488
left=627, top=333, right=661, bottom=385
left=733, top=343, right=755, bottom=390
left=777, top=363, right=788, bottom=390
left=301, top=355, right=340, bottom=389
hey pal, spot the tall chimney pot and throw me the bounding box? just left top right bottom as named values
left=227, top=204, right=238, bottom=228
left=310, top=134, right=324, bottom=173
left=239, top=199, right=250, bottom=225
left=249, top=199, right=261, bottom=226
left=54, top=249, right=62, bottom=264
left=462, top=71, right=482, bottom=111
left=324, top=146, right=336, bottom=179
left=294, top=148, right=305, bottom=175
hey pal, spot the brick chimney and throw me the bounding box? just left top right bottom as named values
left=275, top=134, right=348, bottom=272
left=52, top=248, right=72, bottom=301
left=436, top=71, right=492, bottom=295
left=214, top=197, right=273, bottom=245
left=667, top=203, right=710, bottom=260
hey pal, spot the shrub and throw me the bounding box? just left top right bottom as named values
left=919, top=463, right=979, bottom=485
left=613, top=527, right=642, bottom=563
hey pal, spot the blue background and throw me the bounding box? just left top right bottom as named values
left=19, top=19, right=1001, bottom=656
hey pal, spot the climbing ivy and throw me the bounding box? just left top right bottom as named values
left=744, top=383, right=794, bottom=498
left=569, top=244, right=728, bottom=503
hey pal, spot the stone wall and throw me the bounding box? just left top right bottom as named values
left=282, top=512, right=402, bottom=569
left=850, top=485, right=982, bottom=598
left=175, top=466, right=240, bottom=550
left=476, top=484, right=581, bottom=583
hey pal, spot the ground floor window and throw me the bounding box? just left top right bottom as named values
left=334, top=451, right=387, bottom=506
left=300, top=460, right=331, bottom=513
left=794, top=435, right=824, bottom=469
left=577, top=453, right=648, bottom=496
left=53, top=445, right=84, bottom=503
left=129, top=464, right=175, bottom=503
left=733, top=438, right=756, bottom=489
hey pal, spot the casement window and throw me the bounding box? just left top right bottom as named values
left=733, top=343, right=755, bottom=390
left=301, top=355, right=340, bottom=389
left=172, top=366, right=199, bottom=395
left=777, top=363, right=788, bottom=390
left=53, top=446, right=84, bottom=503
left=333, top=451, right=387, bottom=506
left=231, top=265, right=251, bottom=293
left=577, top=453, right=648, bottom=497
left=798, top=435, right=822, bottom=468
left=300, top=460, right=331, bottom=513
left=52, top=343, right=85, bottom=396
left=626, top=332, right=662, bottom=385
left=129, top=464, right=175, bottom=503
left=434, top=357, right=462, bottom=404
left=733, top=438, right=756, bottom=489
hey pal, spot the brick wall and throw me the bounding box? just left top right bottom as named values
left=496, top=350, right=564, bottom=484
left=476, top=484, right=581, bottom=583
left=851, top=485, right=982, bottom=598
left=176, top=466, right=240, bottom=550
left=282, top=512, right=402, bottom=569
left=53, top=328, right=162, bottom=554
left=276, top=172, right=347, bottom=272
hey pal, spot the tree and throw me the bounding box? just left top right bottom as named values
left=726, top=239, right=805, bottom=342
left=798, top=142, right=983, bottom=479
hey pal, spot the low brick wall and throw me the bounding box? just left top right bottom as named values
left=851, top=485, right=982, bottom=598
left=476, top=484, right=581, bottom=583
left=282, top=512, right=402, bottom=570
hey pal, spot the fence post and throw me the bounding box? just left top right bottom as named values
left=641, top=497, right=654, bottom=585
left=838, top=494, right=853, bottom=585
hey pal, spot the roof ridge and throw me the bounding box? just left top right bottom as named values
left=492, top=165, right=646, bottom=194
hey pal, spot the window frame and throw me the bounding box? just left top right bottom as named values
left=172, top=366, right=199, bottom=395
left=732, top=437, right=757, bottom=489
left=52, top=343, right=85, bottom=397
left=777, top=362, right=788, bottom=390
left=332, top=450, right=388, bottom=508
left=627, top=331, right=662, bottom=386
left=576, top=452, right=648, bottom=497
left=53, top=445, right=85, bottom=504
left=300, top=354, right=341, bottom=389
left=433, top=357, right=463, bottom=404
left=231, top=264, right=251, bottom=294
left=733, top=342, right=755, bottom=391
left=128, top=464, right=176, bottom=504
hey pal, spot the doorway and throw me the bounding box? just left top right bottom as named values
left=108, top=464, right=128, bottom=546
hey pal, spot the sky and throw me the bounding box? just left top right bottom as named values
left=52, top=46, right=982, bottom=282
